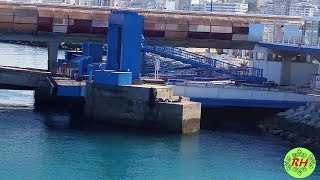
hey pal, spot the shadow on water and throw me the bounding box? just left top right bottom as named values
left=33, top=102, right=287, bottom=137
left=201, top=106, right=285, bottom=134
left=33, top=105, right=182, bottom=137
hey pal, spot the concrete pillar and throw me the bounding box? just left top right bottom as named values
left=227, top=49, right=233, bottom=64
left=318, top=21, right=320, bottom=37
left=47, top=41, right=59, bottom=74
left=274, top=25, right=284, bottom=41
left=303, top=21, right=306, bottom=36
left=141, top=51, right=146, bottom=76
left=280, top=57, right=292, bottom=85
left=306, top=55, right=311, bottom=62
left=241, top=50, right=246, bottom=59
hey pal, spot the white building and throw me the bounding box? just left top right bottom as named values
left=41, top=0, right=64, bottom=4
left=112, top=0, right=131, bottom=7
left=289, top=2, right=318, bottom=17
left=260, top=2, right=288, bottom=15
left=190, top=3, right=205, bottom=11
left=261, top=0, right=318, bottom=16
left=11, top=0, right=34, bottom=3
left=79, top=0, right=94, bottom=5
left=175, top=0, right=191, bottom=10
left=165, top=0, right=176, bottom=10
left=191, top=2, right=248, bottom=13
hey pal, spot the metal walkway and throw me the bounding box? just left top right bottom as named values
left=141, top=39, right=266, bottom=83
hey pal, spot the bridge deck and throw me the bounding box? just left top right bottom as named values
left=0, top=2, right=302, bottom=48
left=0, top=66, right=50, bottom=90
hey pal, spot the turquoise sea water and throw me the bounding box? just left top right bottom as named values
left=0, top=43, right=319, bottom=179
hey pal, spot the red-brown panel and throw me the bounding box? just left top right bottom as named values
left=165, top=31, right=188, bottom=39
left=53, top=18, right=68, bottom=25
left=92, top=20, right=107, bottom=27
left=144, top=15, right=166, bottom=24
left=92, top=27, right=107, bottom=34
left=38, top=24, right=53, bottom=32
left=144, top=30, right=165, bottom=37
left=68, top=26, right=92, bottom=34
left=38, top=7, right=54, bottom=17
left=69, top=10, right=91, bottom=20
left=53, top=9, right=69, bottom=18
left=38, top=17, right=53, bottom=24
left=0, top=15, right=13, bottom=23
left=232, top=34, right=248, bottom=41
left=14, top=16, right=37, bottom=24
left=232, top=26, right=249, bottom=34
left=166, top=15, right=188, bottom=25
left=14, top=23, right=37, bottom=32
left=210, top=33, right=233, bottom=40
left=73, top=19, right=92, bottom=26
left=0, top=8, right=14, bottom=16
left=188, top=32, right=210, bottom=39
left=0, top=22, right=14, bottom=31
left=92, top=11, right=110, bottom=20
left=14, top=8, right=38, bottom=17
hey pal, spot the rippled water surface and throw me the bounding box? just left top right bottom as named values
left=0, top=43, right=319, bottom=179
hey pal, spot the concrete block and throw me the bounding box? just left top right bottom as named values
left=128, top=84, right=173, bottom=102
left=151, top=102, right=201, bottom=133
left=182, top=102, right=201, bottom=133
left=84, top=81, right=201, bottom=133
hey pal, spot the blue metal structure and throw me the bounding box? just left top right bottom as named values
left=82, top=43, right=104, bottom=63
left=141, top=39, right=266, bottom=83
left=107, top=11, right=144, bottom=80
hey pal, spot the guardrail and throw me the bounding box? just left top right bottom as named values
left=142, top=39, right=264, bottom=79
left=166, top=79, right=319, bottom=95
left=263, top=33, right=320, bottom=47
left=143, top=39, right=237, bottom=70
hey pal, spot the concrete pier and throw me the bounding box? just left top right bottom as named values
left=85, top=82, right=201, bottom=133
left=47, top=41, right=59, bottom=74
left=0, top=66, right=50, bottom=90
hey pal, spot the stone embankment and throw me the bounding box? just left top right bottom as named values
left=258, top=103, right=320, bottom=149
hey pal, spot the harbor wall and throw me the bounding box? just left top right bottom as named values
left=84, top=82, right=201, bottom=133
left=172, top=84, right=320, bottom=108
left=258, top=103, right=320, bottom=150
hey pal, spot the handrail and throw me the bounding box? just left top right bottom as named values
left=142, top=39, right=238, bottom=68
left=142, top=39, right=264, bottom=78
left=263, top=33, right=320, bottom=47
left=167, top=79, right=310, bottom=94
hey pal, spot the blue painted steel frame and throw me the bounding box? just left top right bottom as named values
left=142, top=39, right=266, bottom=83
left=107, top=11, right=144, bottom=80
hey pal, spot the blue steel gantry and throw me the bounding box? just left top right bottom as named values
left=56, top=10, right=266, bottom=86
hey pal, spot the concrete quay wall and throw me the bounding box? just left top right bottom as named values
left=85, top=82, right=201, bottom=133
left=0, top=66, right=50, bottom=90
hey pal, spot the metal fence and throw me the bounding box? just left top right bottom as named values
left=263, top=33, right=320, bottom=47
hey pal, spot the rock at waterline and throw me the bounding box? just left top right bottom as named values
left=277, top=103, right=320, bottom=129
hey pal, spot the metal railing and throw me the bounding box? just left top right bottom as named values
left=142, top=39, right=264, bottom=79
left=142, top=39, right=237, bottom=70
left=166, top=79, right=312, bottom=95
left=263, top=33, right=320, bottom=47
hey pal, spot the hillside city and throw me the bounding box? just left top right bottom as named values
left=0, top=0, right=319, bottom=17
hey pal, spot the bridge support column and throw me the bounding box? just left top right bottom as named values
left=47, top=41, right=59, bottom=75
left=141, top=51, right=146, bottom=76
left=227, top=49, right=233, bottom=64
left=280, top=57, right=292, bottom=85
